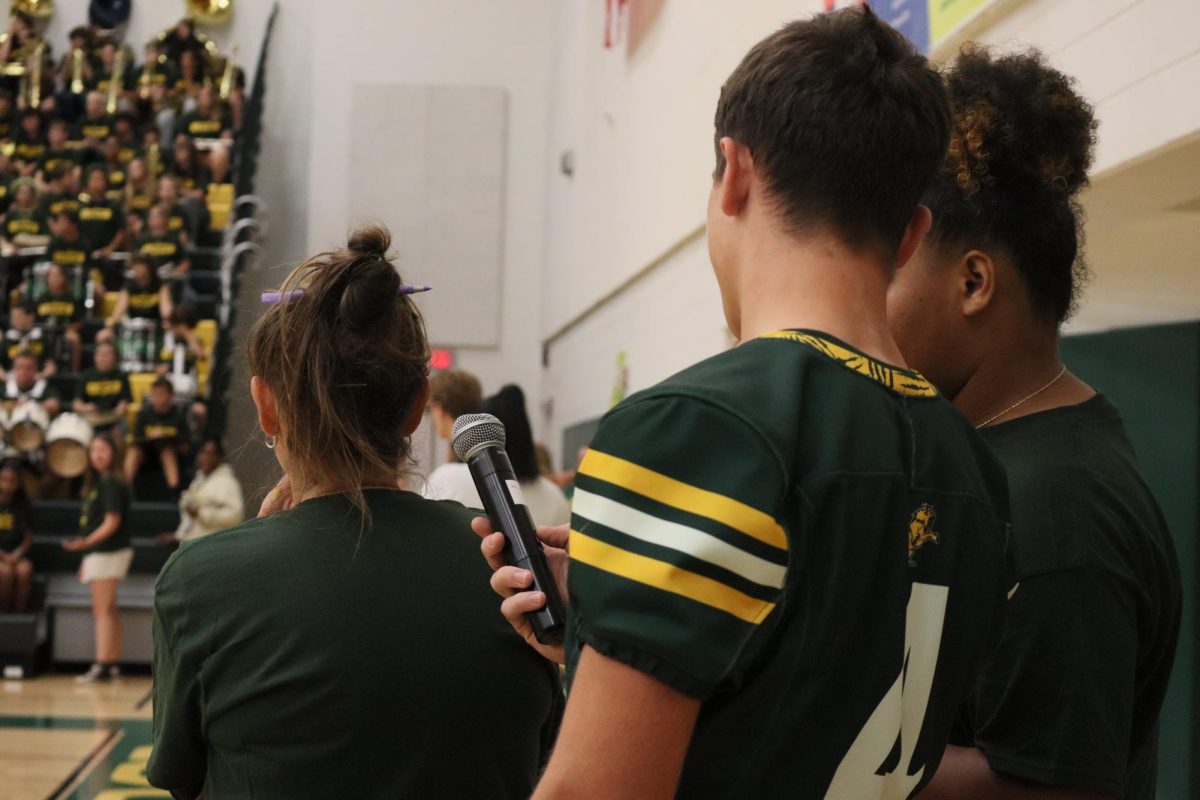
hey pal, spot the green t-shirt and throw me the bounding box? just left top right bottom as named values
left=46, top=235, right=91, bottom=270
left=38, top=191, right=81, bottom=221
left=565, top=330, right=1013, bottom=799
left=3, top=208, right=46, bottom=238
left=73, top=114, right=114, bottom=143
left=953, top=395, right=1182, bottom=799
left=147, top=490, right=562, bottom=798
left=36, top=289, right=83, bottom=327
left=80, top=474, right=130, bottom=552
left=38, top=148, right=79, bottom=177
left=177, top=110, right=232, bottom=139
left=78, top=368, right=132, bottom=412
left=135, top=231, right=183, bottom=268
left=133, top=402, right=187, bottom=444
left=78, top=196, right=126, bottom=249
left=2, top=327, right=55, bottom=370
left=0, top=499, right=31, bottom=554
left=125, top=275, right=164, bottom=320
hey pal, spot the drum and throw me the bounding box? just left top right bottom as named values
left=8, top=402, right=50, bottom=452
left=46, top=413, right=95, bottom=478
left=120, top=317, right=159, bottom=373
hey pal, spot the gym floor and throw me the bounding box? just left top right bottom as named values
left=0, top=675, right=158, bottom=799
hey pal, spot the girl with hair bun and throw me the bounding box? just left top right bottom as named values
left=147, top=226, right=561, bottom=798
left=889, top=48, right=1181, bottom=799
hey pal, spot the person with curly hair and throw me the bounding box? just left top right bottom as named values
left=889, top=48, right=1182, bottom=800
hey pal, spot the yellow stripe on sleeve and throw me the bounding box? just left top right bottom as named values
left=570, top=530, right=776, bottom=624
left=578, top=449, right=788, bottom=551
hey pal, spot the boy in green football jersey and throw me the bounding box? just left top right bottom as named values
left=473, top=7, right=1013, bottom=799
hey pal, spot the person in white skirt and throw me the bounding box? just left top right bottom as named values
left=62, top=436, right=131, bottom=682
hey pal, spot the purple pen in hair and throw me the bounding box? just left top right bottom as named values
left=260, top=285, right=432, bottom=304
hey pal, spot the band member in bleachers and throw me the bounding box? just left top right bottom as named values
left=178, top=85, right=232, bottom=142
left=62, top=435, right=131, bottom=683
left=55, top=27, right=98, bottom=121
left=74, top=340, right=131, bottom=441
left=34, top=261, right=84, bottom=372
left=1, top=303, right=57, bottom=381
left=153, top=173, right=190, bottom=234
left=0, top=459, right=35, bottom=613
left=78, top=167, right=127, bottom=261
left=168, top=136, right=206, bottom=196
left=135, top=205, right=189, bottom=303
left=12, top=109, right=48, bottom=174
left=174, top=49, right=206, bottom=113
left=36, top=119, right=78, bottom=185
left=1, top=179, right=46, bottom=248
left=112, top=113, right=141, bottom=165
left=37, top=167, right=80, bottom=227
left=4, top=349, right=61, bottom=418
left=123, top=158, right=155, bottom=219
left=125, top=376, right=186, bottom=491
left=106, top=254, right=170, bottom=331
left=72, top=92, right=114, bottom=154
left=100, top=136, right=128, bottom=202
left=204, top=143, right=233, bottom=231
left=95, top=41, right=135, bottom=114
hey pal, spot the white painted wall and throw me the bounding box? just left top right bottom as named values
left=539, top=0, right=1200, bottom=461
left=303, top=0, right=557, bottom=438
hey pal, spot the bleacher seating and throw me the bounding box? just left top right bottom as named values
left=0, top=3, right=275, bottom=669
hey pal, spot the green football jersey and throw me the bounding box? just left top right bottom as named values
left=956, top=395, right=1181, bottom=799
left=566, top=329, right=1013, bottom=799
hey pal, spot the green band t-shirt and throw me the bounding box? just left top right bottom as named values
left=78, top=368, right=132, bottom=412
left=80, top=474, right=130, bottom=552
left=132, top=403, right=186, bottom=444
left=148, top=489, right=562, bottom=799
left=0, top=500, right=31, bottom=553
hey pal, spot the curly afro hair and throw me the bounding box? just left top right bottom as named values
left=923, top=46, right=1097, bottom=323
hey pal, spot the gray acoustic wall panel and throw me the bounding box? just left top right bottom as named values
left=348, top=84, right=507, bottom=348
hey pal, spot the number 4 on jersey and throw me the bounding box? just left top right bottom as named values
left=824, top=583, right=949, bottom=800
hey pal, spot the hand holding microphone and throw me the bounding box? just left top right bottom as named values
left=454, top=414, right=568, bottom=650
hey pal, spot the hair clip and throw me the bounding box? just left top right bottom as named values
left=260, top=285, right=433, bottom=305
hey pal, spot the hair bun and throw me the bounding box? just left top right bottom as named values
left=946, top=46, right=1096, bottom=200
left=347, top=225, right=391, bottom=258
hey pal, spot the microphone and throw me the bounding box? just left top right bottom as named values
left=452, top=413, right=566, bottom=645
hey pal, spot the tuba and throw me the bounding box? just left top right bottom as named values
left=185, top=0, right=232, bottom=25
left=12, top=0, right=54, bottom=21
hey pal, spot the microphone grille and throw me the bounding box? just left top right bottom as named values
left=451, top=413, right=506, bottom=461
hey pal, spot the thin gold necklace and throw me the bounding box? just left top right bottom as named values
left=976, top=365, right=1067, bottom=429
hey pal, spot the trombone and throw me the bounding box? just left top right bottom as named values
left=106, top=45, right=126, bottom=114
left=70, top=47, right=84, bottom=94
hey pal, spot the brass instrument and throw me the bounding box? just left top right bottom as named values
left=218, top=43, right=238, bottom=100
left=105, top=46, right=126, bottom=114
left=138, top=52, right=154, bottom=100
left=69, top=47, right=84, bottom=94
left=27, top=40, right=45, bottom=108
left=186, top=0, right=232, bottom=25
left=147, top=142, right=162, bottom=180
left=12, top=0, right=55, bottom=21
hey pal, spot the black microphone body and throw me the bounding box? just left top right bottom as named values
left=466, top=444, right=567, bottom=645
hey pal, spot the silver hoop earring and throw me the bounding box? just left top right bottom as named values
left=265, top=435, right=276, bottom=450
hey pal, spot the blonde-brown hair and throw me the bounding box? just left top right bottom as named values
left=246, top=225, right=430, bottom=516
